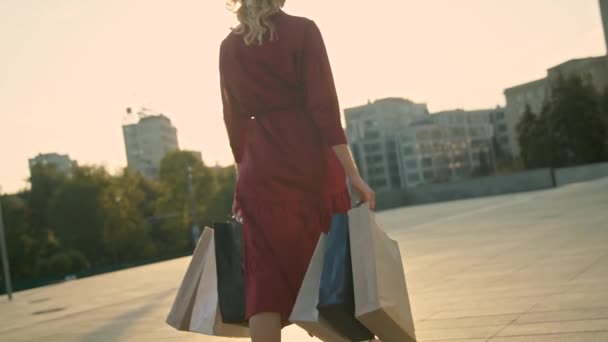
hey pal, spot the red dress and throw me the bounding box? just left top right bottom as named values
left=219, top=11, right=351, bottom=325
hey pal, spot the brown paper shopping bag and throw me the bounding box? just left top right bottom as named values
left=289, top=234, right=349, bottom=342
left=349, top=203, right=417, bottom=342
left=166, top=227, right=213, bottom=330
left=166, top=227, right=249, bottom=337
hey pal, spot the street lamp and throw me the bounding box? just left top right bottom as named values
left=186, top=165, right=201, bottom=247
left=0, top=188, right=13, bottom=301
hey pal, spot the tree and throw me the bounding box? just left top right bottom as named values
left=601, top=88, right=608, bottom=157
left=155, top=151, right=217, bottom=256
left=1, top=193, right=37, bottom=279
left=47, top=166, right=111, bottom=266
left=100, top=170, right=157, bottom=264
left=547, top=75, right=606, bottom=166
left=26, top=165, right=67, bottom=258
left=204, top=165, right=237, bottom=224
left=517, top=76, right=608, bottom=169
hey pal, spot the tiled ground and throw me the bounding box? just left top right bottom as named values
left=1, top=178, right=607, bottom=341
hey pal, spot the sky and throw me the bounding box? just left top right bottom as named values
left=0, top=0, right=606, bottom=193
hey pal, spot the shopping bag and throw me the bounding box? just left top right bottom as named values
left=166, top=227, right=213, bottom=330
left=317, top=213, right=375, bottom=341
left=349, top=203, right=417, bottom=342
left=214, top=220, right=247, bottom=325
left=166, top=227, right=249, bottom=337
left=289, top=233, right=349, bottom=342
left=190, top=227, right=249, bottom=337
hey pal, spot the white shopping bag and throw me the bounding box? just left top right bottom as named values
left=166, top=227, right=249, bottom=337
left=349, top=203, right=417, bottom=342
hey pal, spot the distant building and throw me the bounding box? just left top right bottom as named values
left=123, top=109, right=179, bottom=178
left=345, top=98, right=503, bottom=190
left=504, top=56, right=608, bottom=157
left=504, top=78, right=548, bottom=156
left=488, top=107, right=511, bottom=157
left=398, top=109, right=497, bottom=187
left=345, top=98, right=430, bottom=191
left=548, top=56, right=608, bottom=94
left=29, top=153, right=76, bottom=175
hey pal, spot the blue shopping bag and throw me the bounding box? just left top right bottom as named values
left=317, top=213, right=374, bottom=341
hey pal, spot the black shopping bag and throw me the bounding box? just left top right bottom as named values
left=213, top=220, right=247, bottom=325
left=317, top=213, right=375, bottom=341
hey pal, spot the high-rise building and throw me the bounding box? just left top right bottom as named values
left=122, top=109, right=179, bottom=178
left=29, top=153, right=76, bottom=175
left=601, top=0, right=608, bottom=52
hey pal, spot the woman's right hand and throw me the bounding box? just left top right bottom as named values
left=350, top=175, right=375, bottom=211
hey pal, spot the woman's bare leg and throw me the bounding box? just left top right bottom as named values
left=249, top=312, right=281, bottom=342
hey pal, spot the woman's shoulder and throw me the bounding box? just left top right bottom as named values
left=279, top=11, right=316, bottom=31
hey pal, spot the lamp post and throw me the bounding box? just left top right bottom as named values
left=0, top=189, right=13, bottom=301
left=186, top=165, right=201, bottom=247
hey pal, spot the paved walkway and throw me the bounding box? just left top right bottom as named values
left=1, top=178, right=608, bottom=341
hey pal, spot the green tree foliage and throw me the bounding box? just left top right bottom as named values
left=547, top=76, right=606, bottom=166
left=517, top=75, right=608, bottom=169
left=155, top=151, right=217, bottom=255
left=2, top=151, right=235, bottom=290
left=1, top=194, right=38, bottom=279
left=100, top=170, right=157, bottom=264
left=47, top=166, right=111, bottom=266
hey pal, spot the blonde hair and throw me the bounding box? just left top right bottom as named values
left=227, top=0, right=286, bottom=46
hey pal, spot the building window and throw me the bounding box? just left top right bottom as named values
left=403, top=146, right=415, bottom=156
left=407, top=173, right=420, bottom=183
left=421, top=157, right=432, bottom=168
left=432, top=129, right=443, bottom=139
left=450, top=127, right=465, bottom=137
left=423, top=170, right=434, bottom=181
left=374, top=178, right=387, bottom=188
left=364, top=143, right=381, bottom=153
left=416, top=131, right=430, bottom=140
left=405, top=160, right=418, bottom=170
left=365, top=130, right=381, bottom=139
left=497, top=124, right=508, bottom=133
left=470, top=127, right=482, bottom=137
left=391, top=176, right=401, bottom=188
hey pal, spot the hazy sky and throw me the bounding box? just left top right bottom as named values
left=0, top=0, right=606, bottom=193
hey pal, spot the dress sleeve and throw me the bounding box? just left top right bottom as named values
left=301, top=21, right=348, bottom=147
left=220, top=43, right=248, bottom=164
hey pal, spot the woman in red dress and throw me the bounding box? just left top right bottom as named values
left=221, top=1, right=375, bottom=341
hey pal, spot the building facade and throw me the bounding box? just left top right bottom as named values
left=345, top=98, right=430, bottom=191
left=504, top=78, right=548, bottom=156
left=547, top=57, right=608, bottom=95
left=346, top=98, right=502, bottom=190
left=398, top=110, right=497, bottom=188
left=29, top=153, right=75, bottom=175
left=504, top=56, right=608, bottom=157
left=123, top=110, right=179, bottom=178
